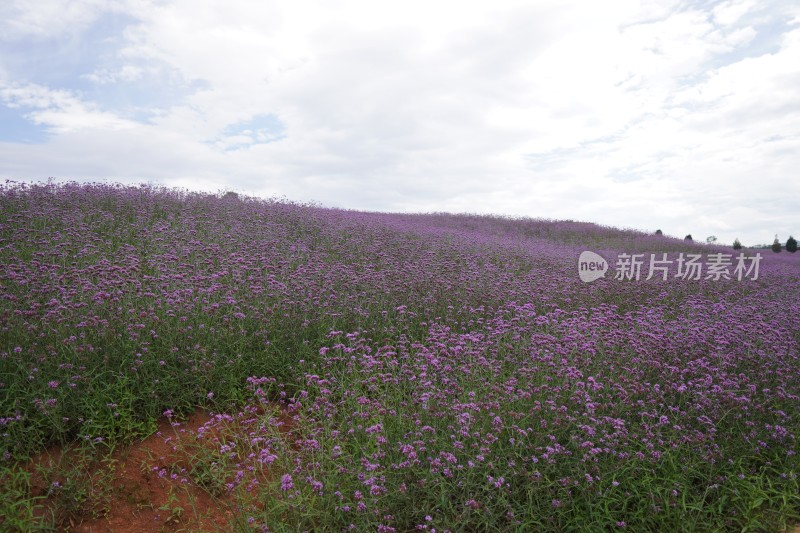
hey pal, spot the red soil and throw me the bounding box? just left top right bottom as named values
left=26, top=409, right=239, bottom=532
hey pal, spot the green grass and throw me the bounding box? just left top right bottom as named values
left=2, top=182, right=799, bottom=531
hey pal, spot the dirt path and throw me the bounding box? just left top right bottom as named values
left=28, top=409, right=236, bottom=532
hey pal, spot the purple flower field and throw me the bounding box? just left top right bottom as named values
left=1, top=181, right=799, bottom=531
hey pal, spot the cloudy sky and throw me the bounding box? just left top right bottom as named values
left=1, top=0, right=798, bottom=246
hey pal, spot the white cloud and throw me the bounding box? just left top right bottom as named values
left=83, top=64, right=144, bottom=84
left=0, top=82, right=137, bottom=133
left=0, top=0, right=122, bottom=40
left=712, top=0, right=758, bottom=27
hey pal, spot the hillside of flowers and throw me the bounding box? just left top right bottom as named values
left=1, top=181, right=799, bottom=531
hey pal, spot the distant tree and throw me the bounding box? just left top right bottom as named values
left=733, top=238, right=742, bottom=250
left=222, top=191, right=240, bottom=201
left=706, top=235, right=717, bottom=245
left=684, top=234, right=693, bottom=241
left=772, top=234, right=781, bottom=253
left=787, top=235, right=798, bottom=253
left=655, top=229, right=663, bottom=236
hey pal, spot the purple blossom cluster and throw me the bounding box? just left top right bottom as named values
left=192, top=284, right=800, bottom=528
left=1, top=181, right=799, bottom=530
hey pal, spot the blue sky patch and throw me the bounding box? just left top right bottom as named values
left=0, top=11, right=204, bottom=122
left=215, top=114, right=286, bottom=150
left=0, top=12, right=134, bottom=92
left=0, top=105, right=49, bottom=143
left=707, top=15, right=790, bottom=70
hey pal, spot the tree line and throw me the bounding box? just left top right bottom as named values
left=654, top=230, right=797, bottom=253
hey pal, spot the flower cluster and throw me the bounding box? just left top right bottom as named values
left=1, top=181, right=798, bottom=531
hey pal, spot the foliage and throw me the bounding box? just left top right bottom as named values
left=2, top=181, right=799, bottom=532
left=787, top=236, right=797, bottom=253
left=0, top=465, right=51, bottom=531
